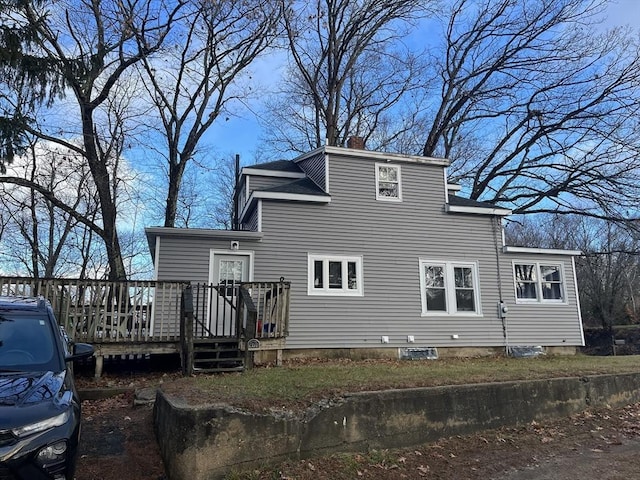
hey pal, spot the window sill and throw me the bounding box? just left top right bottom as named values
left=308, top=291, right=364, bottom=297
left=515, top=299, right=567, bottom=306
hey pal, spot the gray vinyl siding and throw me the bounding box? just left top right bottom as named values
left=155, top=236, right=212, bottom=282
left=297, top=153, right=326, bottom=190
left=254, top=153, right=509, bottom=349
left=242, top=206, right=259, bottom=232
left=154, top=235, right=262, bottom=283
left=151, top=151, right=583, bottom=350
left=498, top=254, right=583, bottom=346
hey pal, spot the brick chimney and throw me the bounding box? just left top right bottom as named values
left=347, top=136, right=365, bottom=149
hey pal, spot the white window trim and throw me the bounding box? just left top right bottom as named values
left=419, top=259, right=482, bottom=316
left=375, top=162, right=402, bottom=202
left=512, top=261, right=567, bottom=305
left=308, top=254, right=364, bottom=296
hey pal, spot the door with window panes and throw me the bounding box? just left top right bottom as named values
left=211, top=254, right=250, bottom=336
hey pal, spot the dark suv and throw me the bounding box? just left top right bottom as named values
left=0, top=296, right=94, bottom=480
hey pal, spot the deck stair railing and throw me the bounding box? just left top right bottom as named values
left=181, top=280, right=291, bottom=373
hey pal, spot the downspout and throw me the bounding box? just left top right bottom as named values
left=232, top=154, right=240, bottom=230
left=492, top=215, right=509, bottom=353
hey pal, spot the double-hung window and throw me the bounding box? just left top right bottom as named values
left=419, top=260, right=481, bottom=315
left=308, top=255, right=363, bottom=296
left=375, top=163, right=402, bottom=201
left=514, top=262, right=565, bottom=303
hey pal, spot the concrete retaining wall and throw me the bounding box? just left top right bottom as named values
left=154, top=373, right=640, bottom=480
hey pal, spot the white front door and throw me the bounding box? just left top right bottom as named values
left=210, top=253, right=251, bottom=336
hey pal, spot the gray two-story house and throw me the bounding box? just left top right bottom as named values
left=146, top=142, right=584, bottom=361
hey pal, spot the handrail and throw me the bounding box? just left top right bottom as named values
left=185, top=281, right=291, bottom=340
left=180, top=286, right=194, bottom=375
left=238, top=286, right=258, bottom=368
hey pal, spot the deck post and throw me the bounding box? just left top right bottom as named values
left=244, top=307, right=256, bottom=370
left=239, top=286, right=256, bottom=370
left=181, top=286, right=194, bottom=375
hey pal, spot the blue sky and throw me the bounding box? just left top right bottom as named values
left=201, top=0, right=640, bottom=167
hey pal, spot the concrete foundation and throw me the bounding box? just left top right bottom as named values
left=154, top=371, right=640, bottom=480
left=253, top=346, right=578, bottom=365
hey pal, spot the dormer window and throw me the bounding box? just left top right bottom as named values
left=375, top=163, right=402, bottom=201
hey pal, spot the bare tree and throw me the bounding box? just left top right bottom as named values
left=137, top=0, right=280, bottom=227
left=0, top=0, right=183, bottom=279
left=422, top=0, right=640, bottom=221
left=209, top=155, right=241, bottom=229
left=154, top=154, right=241, bottom=229
left=263, top=0, right=432, bottom=153
left=0, top=140, right=102, bottom=278
left=506, top=214, right=640, bottom=328
left=574, top=220, right=640, bottom=329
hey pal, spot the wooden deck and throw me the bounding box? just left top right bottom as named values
left=0, top=277, right=291, bottom=376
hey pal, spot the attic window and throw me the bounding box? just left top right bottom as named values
left=375, top=163, right=402, bottom=201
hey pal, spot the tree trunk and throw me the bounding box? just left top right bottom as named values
left=81, top=104, right=128, bottom=281
left=164, top=155, right=187, bottom=228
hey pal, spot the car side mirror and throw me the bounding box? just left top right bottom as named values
left=66, top=343, right=94, bottom=362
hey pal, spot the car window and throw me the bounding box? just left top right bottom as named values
left=0, top=314, right=61, bottom=371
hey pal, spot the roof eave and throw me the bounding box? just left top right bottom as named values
left=241, top=167, right=306, bottom=179
left=503, top=246, right=583, bottom=256
left=446, top=204, right=512, bottom=216
left=292, top=145, right=450, bottom=167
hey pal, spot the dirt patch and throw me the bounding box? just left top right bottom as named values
left=76, top=392, right=166, bottom=480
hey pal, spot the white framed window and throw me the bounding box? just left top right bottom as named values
left=513, top=262, right=565, bottom=303
left=419, top=260, right=481, bottom=315
left=375, top=163, right=402, bottom=201
left=308, top=254, right=363, bottom=296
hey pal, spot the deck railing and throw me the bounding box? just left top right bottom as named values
left=0, top=277, right=187, bottom=343
left=188, top=280, right=291, bottom=340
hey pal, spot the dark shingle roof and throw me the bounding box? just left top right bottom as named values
left=448, top=194, right=504, bottom=210
left=261, top=177, right=329, bottom=196
left=246, top=160, right=302, bottom=173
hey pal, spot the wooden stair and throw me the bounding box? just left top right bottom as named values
left=192, top=337, right=244, bottom=373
